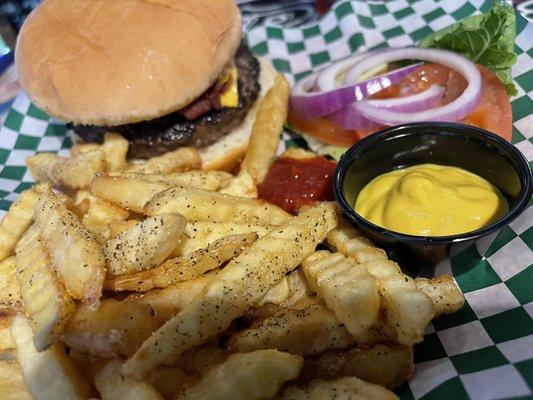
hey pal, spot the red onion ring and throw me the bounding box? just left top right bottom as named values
left=315, top=53, right=373, bottom=91
left=343, top=62, right=423, bottom=86
left=290, top=71, right=356, bottom=120
left=367, top=84, right=445, bottom=111
left=327, top=85, right=445, bottom=129
left=289, top=60, right=423, bottom=120
left=348, top=48, right=482, bottom=125
left=291, top=72, right=318, bottom=97
left=326, top=104, right=377, bottom=131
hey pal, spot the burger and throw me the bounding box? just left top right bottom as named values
left=15, top=0, right=285, bottom=170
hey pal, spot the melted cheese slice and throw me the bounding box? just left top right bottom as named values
left=218, top=67, right=239, bottom=108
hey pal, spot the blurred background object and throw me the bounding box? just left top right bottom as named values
left=238, top=0, right=319, bottom=30
left=0, top=0, right=531, bottom=43
left=1, top=0, right=335, bottom=38
left=0, top=0, right=39, bottom=48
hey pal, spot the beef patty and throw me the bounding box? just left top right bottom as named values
left=72, top=45, right=261, bottom=159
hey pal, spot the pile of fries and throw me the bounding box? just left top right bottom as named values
left=0, top=80, right=464, bottom=400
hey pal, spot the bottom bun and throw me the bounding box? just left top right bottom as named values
left=201, top=58, right=282, bottom=171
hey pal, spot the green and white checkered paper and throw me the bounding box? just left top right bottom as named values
left=0, top=1, right=531, bottom=399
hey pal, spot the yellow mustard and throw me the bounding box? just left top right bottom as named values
left=354, top=164, right=509, bottom=236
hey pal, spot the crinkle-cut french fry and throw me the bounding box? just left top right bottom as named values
left=72, top=133, right=129, bottom=173
left=60, top=299, right=163, bottom=358
left=278, top=376, right=399, bottom=400
left=176, top=345, right=228, bottom=376
left=34, top=189, right=105, bottom=307
left=326, top=220, right=387, bottom=263
left=109, top=219, right=138, bottom=239
left=298, top=344, right=414, bottom=389
left=126, top=147, right=201, bottom=174
left=15, top=225, right=75, bottom=351
left=104, top=213, right=186, bottom=275
left=301, top=251, right=380, bottom=341
left=0, top=189, right=39, bottom=263
left=148, top=347, right=228, bottom=395
left=280, top=148, right=317, bottom=160
left=350, top=313, right=397, bottom=345
left=102, top=132, right=129, bottom=172
left=248, top=294, right=396, bottom=347
left=241, top=74, right=290, bottom=184
left=69, top=198, right=91, bottom=220
left=301, top=250, right=339, bottom=292
left=0, top=257, right=21, bottom=310
left=32, top=182, right=71, bottom=206
left=82, top=199, right=129, bottom=243
left=90, top=174, right=169, bottom=213
left=415, top=276, right=464, bottom=316
left=70, top=142, right=101, bottom=155
left=172, top=220, right=271, bottom=258
left=144, top=186, right=292, bottom=225
left=254, top=267, right=314, bottom=311
left=105, top=233, right=257, bottom=291
left=256, top=276, right=290, bottom=308
left=349, top=262, right=435, bottom=345
left=126, top=271, right=218, bottom=321
left=245, top=296, right=317, bottom=326
left=11, top=315, right=92, bottom=400
left=27, top=149, right=106, bottom=190
left=177, top=350, right=302, bottom=400
left=0, top=360, right=33, bottom=400
left=364, top=267, right=435, bottom=346
left=0, top=314, right=16, bottom=360
left=71, top=189, right=97, bottom=213
left=163, top=170, right=232, bottom=190
left=67, top=348, right=108, bottom=381
left=95, top=359, right=162, bottom=400
left=74, top=189, right=96, bottom=204
left=282, top=268, right=314, bottom=307
left=146, top=366, right=187, bottom=399
left=228, top=301, right=356, bottom=356
left=0, top=316, right=33, bottom=399
left=116, top=170, right=232, bottom=191
left=123, top=202, right=338, bottom=377
left=378, top=274, right=435, bottom=345
left=361, top=259, right=402, bottom=279
left=325, top=221, right=437, bottom=345
left=219, top=170, right=258, bottom=198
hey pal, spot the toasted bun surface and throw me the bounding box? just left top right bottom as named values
left=201, top=59, right=282, bottom=171
left=16, top=0, right=242, bottom=126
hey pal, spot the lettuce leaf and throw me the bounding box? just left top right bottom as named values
left=419, top=0, right=517, bottom=95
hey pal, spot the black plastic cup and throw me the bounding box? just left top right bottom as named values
left=333, top=122, right=532, bottom=268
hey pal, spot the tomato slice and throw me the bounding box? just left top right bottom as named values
left=461, top=66, right=512, bottom=141
left=286, top=109, right=360, bottom=147
left=289, top=64, right=512, bottom=145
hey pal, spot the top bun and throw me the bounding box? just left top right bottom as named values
left=16, top=0, right=242, bottom=126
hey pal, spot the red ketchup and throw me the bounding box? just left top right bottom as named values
left=258, top=156, right=336, bottom=214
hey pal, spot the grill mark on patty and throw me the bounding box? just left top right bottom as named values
left=72, top=44, right=260, bottom=159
